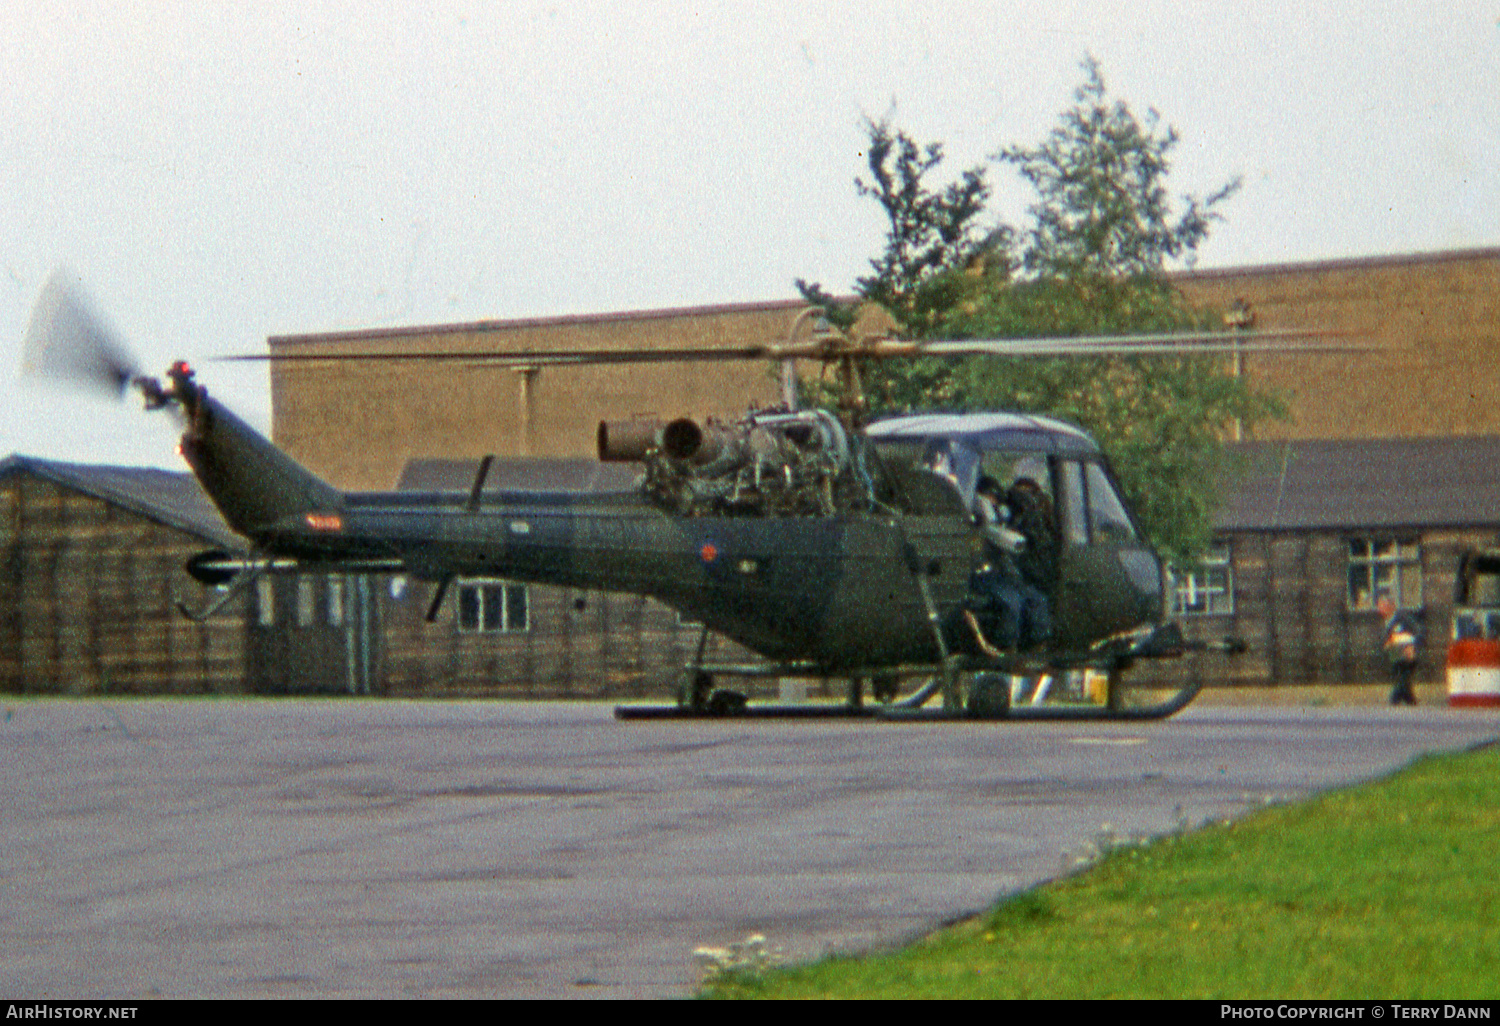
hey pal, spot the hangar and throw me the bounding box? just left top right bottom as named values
left=1161, top=435, right=1500, bottom=688
left=265, top=247, right=1500, bottom=490
left=0, top=456, right=245, bottom=694
left=4, top=246, right=1498, bottom=695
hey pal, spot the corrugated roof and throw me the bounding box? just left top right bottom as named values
left=0, top=455, right=248, bottom=550
left=1221, top=436, right=1500, bottom=531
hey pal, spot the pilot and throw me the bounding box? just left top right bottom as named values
left=1006, top=477, right=1059, bottom=593
left=972, top=476, right=1026, bottom=559
left=1002, top=476, right=1057, bottom=648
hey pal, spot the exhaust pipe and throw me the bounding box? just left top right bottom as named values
left=597, top=419, right=667, bottom=462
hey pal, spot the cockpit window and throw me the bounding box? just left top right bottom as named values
left=869, top=438, right=975, bottom=515
left=1086, top=462, right=1138, bottom=543
left=1056, top=460, right=1089, bottom=545
left=975, top=450, right=1052, bottom=504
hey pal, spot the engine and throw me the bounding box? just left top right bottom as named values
left=598, top=410, right=874, bottom=516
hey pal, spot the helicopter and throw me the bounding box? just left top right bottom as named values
left=21, top=270, right=1344, bottom=720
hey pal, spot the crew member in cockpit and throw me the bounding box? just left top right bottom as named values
left=1005, top=476, right=1059, bottom=594
left=923, top=441, right=960, bottom=490
left=973, top=475, right=1026, bottom=560
left=1004, top=476, right=1057, bottom=648
left=958, top=476, right=1048, bottom=658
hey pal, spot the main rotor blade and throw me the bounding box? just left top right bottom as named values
left=217, top=344, right=786, bottom=368
left=220, top=327, right=1364, bottom=369
left=20, top=269, right=142, bottom=396
left=919, top=329, right=1370, bottom=358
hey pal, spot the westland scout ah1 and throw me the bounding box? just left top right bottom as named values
left=25, top=272, right=1321, bottom=719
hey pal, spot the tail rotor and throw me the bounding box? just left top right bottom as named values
left=21, top=268, right=144, bottom=398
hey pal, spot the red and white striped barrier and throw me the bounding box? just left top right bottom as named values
left=1446, top=638, right=1500, bottom=707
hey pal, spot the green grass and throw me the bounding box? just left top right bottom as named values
left=704, top=742, right=1500, bottom=999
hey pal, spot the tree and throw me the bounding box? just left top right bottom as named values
left=845, top=117, right=1005, bottom=333
left=801, top=59, right=1286, bottom=562
left=999, top=56, right=1240, bottom=280
left=798, top=117, right=1006, bottom=411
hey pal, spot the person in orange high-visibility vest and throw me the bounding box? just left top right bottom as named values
left=1378, top=594, right=1421, bottom=706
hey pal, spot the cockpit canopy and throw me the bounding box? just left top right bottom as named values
left=866, top=412, right=1097, bottom=508
left=865, top=412, right=1138, bottom=546
left=865, top=412, right=1100, bottom=458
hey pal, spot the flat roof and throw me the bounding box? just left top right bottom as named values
left=1174, top=245, right=1500, bottom=285
left=264, top=245, right=1500, bottom=349
left=270, top=298, right=811, bottom=347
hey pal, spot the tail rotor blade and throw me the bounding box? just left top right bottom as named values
left=20, top=269, right=142, bottom=396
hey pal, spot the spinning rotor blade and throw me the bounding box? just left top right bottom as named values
left=21, top=270, right=142, bottom=396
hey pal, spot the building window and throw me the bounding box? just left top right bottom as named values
left=457, top=579, right=530, bottom=633
left=327, top=578, right=345, bottom=628
left=256, top=577, right=275, bottom=627
left=296, top=577, right=316, bottom=628
left=1171, top=542, right=1234, bottom=616
left=1348, top=538, right=1422, bottom=610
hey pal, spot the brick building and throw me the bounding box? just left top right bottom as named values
left=268, top=299, right=810, bottom=490
left=269, top=248, right=1500, bottom=492
left=1175, top=248, right=1500, bottom=442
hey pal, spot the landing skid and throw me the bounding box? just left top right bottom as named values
left=612, top=662, right=1204, bottom=722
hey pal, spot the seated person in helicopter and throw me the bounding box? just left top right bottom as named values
left=1004, top=475, right=1059, bottom=595
left=922, top=440, right=961, bottom=491
left=955, top=476, right=1052, bottom=657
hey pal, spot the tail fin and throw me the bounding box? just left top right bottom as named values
left=170, top=366, right=343, bottom=539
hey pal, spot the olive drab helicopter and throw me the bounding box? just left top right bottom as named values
left=20, top=270, right=1345, bottom=720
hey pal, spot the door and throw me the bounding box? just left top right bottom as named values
left=1054, top=458, right=1163, bottom=648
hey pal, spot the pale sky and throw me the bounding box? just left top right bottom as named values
left=4, top=0, right=1498, bottom=467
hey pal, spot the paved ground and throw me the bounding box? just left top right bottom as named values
left=1, top=698, right=1496, bottom=999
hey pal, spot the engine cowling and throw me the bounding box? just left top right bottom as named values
left=598, top=410, right=863, bottom=516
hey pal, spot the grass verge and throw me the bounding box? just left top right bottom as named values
left=703, top=742, right=1500, bottom=999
